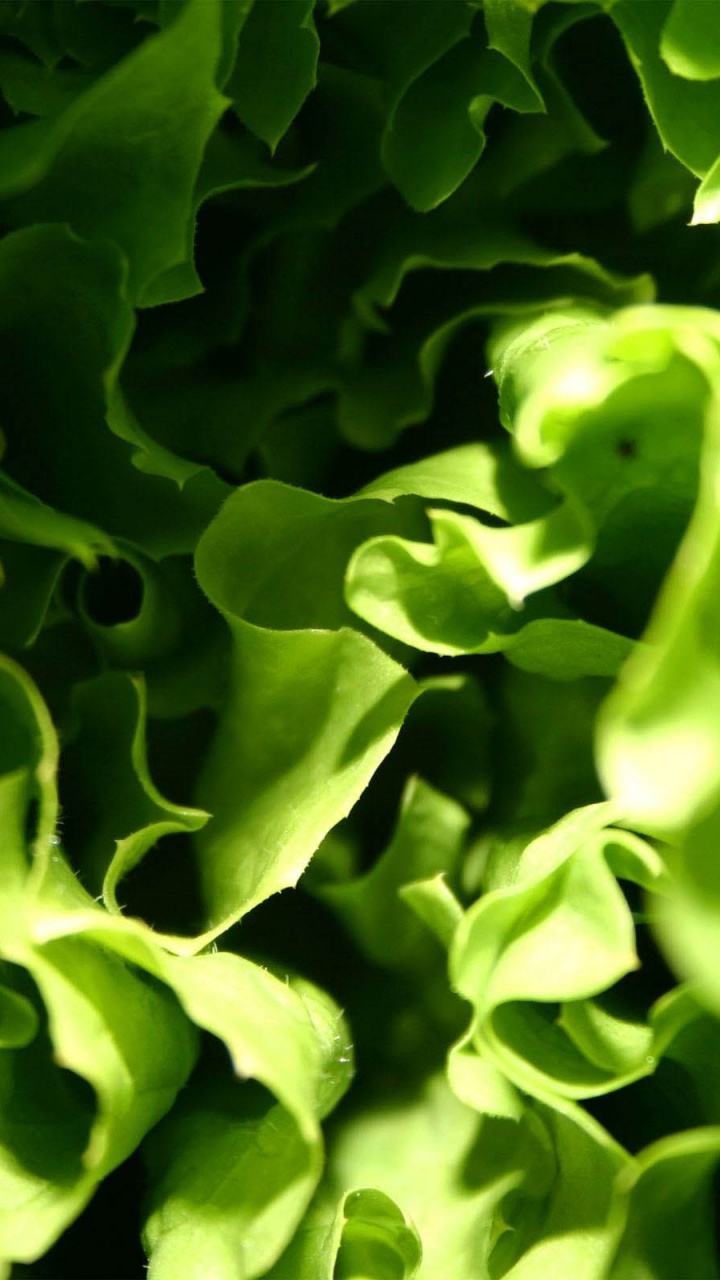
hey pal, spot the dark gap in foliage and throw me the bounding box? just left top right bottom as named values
left=712, top=1166, right=720, bottom=1270
left=18, top=620, right=101, bottom=731
left=631, top=916, right=679, bottom=1008
left=236, top=888, right=463, bottom=1097
left=476, top=665, right=608, bottom=857
left=256, top=392, right=395, bottom=497
left=312, top=3, right=376, bottom=79
left=553, top=13, right=645, bottom=153
left=119, top=830, right=206, bottom=937
left=639, top=216, right=720, bottom=307
left=234, top=885, right=360, bottom=1003
left=22, top=794, right=39, bottom=847
left=511, top=14, right=644, bottom=270
left=0, top=687, right=34, bottom=775
left=82, top=558, right=144, bottom=626
left=144, top=707, right=217, bottom=808
left=333, top=666, right=490, bottom=878
left=427, top=498, right=507, bottom=526
left=585, top=1058, right=707, bottom=1156
left=337, top=318, right=502, bottom=480
left=11, top=1150, right=147, bottom=1280
left=424, top=319, right=501, bottom=444
left=558, top=502, right=694, bottom=641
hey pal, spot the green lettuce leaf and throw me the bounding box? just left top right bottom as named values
left=0, top=658, right=199, bottom=1265
left=0, top=0, right=228, bottom=305
left=314, top=776, right=469, bottom=973
left=450, top=803, right=671, bottom=1100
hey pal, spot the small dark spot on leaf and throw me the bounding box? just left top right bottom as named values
left=616, top=438, right=637, bottom=459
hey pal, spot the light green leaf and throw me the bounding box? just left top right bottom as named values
left=319, top=1073, right=513, bottom=1280
left=661, top=0, right=720, bottom=81
left=142, top=974, right=352, bottom=1280
left=596, top=319, right=720, bottom=836
left=193, top=618, right=419, bottom=941
left=502, top=618, right=635, bottom=681
left=0, top=659, right=200, bottom=1265
left=346, top=502, right=592, bottom=656
left=22, top=932, right=199, bottom=1180
left=0, top=916, right=198, bottom=1264
left=0, top=655, right=59, bottom=923
left=27, top=905, right=350, bottom=1145
left=160, top=953, right=330, bottom=1143
left=143, top=1079, right=319, bottom=1280
left=358, top=440, right=553, bottom=522
left=0, top=990, right=95, bottom=1264
left=399, top=875, right=464, bottom=951
left=194, top=479, right=413, bottom=633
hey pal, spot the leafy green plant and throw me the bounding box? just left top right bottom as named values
left=3, top=1, right=720, bottom=1276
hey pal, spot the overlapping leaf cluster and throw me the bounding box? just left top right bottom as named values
left=3, top=1, right=720, bottom=1276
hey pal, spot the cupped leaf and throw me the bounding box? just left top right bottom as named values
left=0, top=653, right=60, bottom=922
left=0, top=987, right=95, bottom=1265
left=313, top=1072, right=514, bottom=1280
left=76, top=545, right=228, bottom=717
left=25, top=908, right=354, bottom=1274
left=493, top=303, right=715, bottom=641
left=346, top=501, right=593, bottom=655
left=451, top=804, right=671, bottom=1101
left=267, top=1186, right=422, bottom=1280
left=0, top=865, right=199, bottom=1265
left=29, top=902, right=350, bottom=1146
left=18, top=933, right=199, bottom=1218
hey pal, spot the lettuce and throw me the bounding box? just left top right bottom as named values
left=4, top=1, right=720, bottom=1276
